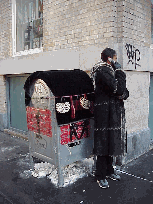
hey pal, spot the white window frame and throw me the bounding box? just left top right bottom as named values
left=11, top=0, right=43, bottom=57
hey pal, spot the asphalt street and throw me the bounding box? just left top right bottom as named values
left=0, top=131, right=153, bottom=204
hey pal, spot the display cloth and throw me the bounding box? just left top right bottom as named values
left=24, top=69, right=95, bottom=125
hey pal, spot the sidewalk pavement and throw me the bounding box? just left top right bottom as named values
left=0, top=130, right=153, bottom=204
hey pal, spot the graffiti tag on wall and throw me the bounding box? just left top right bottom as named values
left=125, top=43, right=141, bottom=69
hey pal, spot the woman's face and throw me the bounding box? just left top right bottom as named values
left=113, top=54, right=117, bottom=62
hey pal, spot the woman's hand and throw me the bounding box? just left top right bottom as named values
left=117, top=88, right=129, bottom=100
left=111, top=61, right=122, bottom=71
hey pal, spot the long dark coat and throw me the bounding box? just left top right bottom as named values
left=92, top=62, right=129, bottom=156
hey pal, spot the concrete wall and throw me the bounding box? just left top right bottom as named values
left=0, top=0, right=10, bottom=130
left=121, top=71, right=151, bottom=164
left=125, top=71, right=150, bottom=134
left=0, top=76, right=7, bottom=131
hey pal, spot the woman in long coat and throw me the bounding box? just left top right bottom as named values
left=90, top=48, right=129, bottom=189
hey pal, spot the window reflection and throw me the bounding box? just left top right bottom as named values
left=151, top=2, right=153, bottom=43
left=16, top=0, right=43, bottom=52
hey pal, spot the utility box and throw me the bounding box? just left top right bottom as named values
left=24, top=69, right=95, bottom=187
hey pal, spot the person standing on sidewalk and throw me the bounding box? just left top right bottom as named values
left=90, top=48, right=129, bottom=188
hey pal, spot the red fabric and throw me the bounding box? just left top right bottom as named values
left=70, top=95, right=75, bottom=119
left=60, top=120, right=90, bottom=145
left=60, top=125, right=71, bottom=145
left=26, top=107, right=52, bottom=137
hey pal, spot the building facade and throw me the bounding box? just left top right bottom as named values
left=0, top=0, right=152, bottom=164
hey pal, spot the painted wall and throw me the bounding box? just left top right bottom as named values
left=125, top=71, right=150, bottom=134
left=0, top=76, right=7, bottom=130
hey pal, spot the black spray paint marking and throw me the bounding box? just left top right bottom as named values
left=34, top=136, right=47, bottom=149
left=125, top=43, right=141, bottom=69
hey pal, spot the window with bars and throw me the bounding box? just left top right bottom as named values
left=16, top=0, right=43, bottom=52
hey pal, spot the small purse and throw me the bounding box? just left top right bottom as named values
left=56, top=102, right=70, bottom=113
left=80, top=94, right=90, bottom=109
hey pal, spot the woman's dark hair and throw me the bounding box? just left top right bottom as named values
left=101, top=48, right=116, bottom=62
